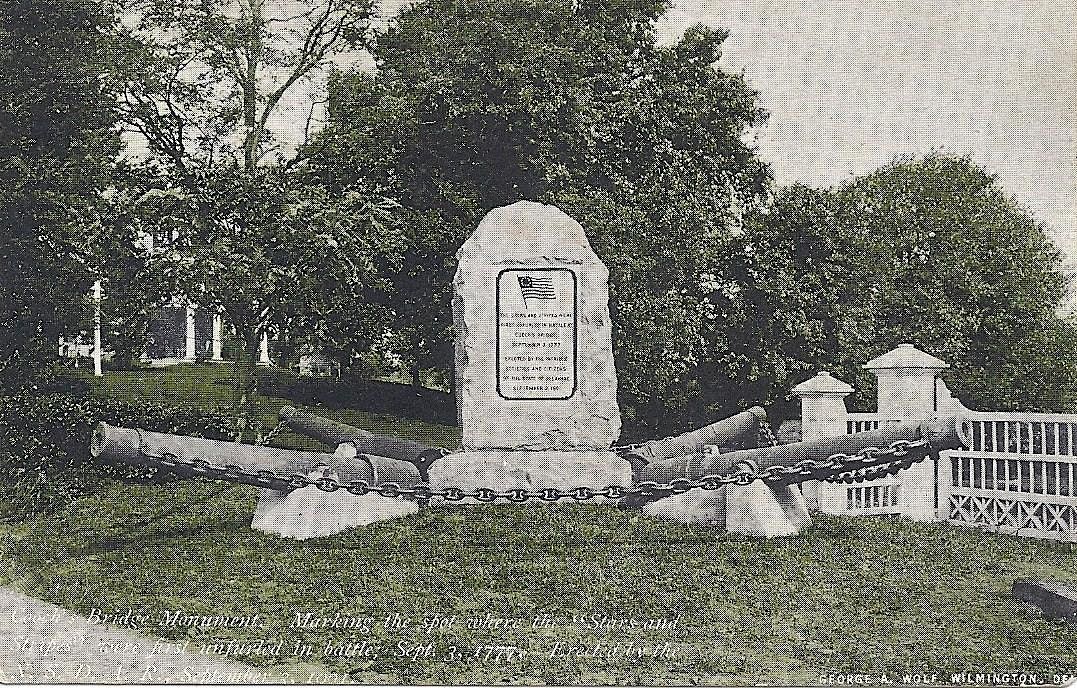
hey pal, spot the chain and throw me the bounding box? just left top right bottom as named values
left=259, top=419, right=287, bottom=447
left=133, top=435, right=933, bottom=503
left=759, top=418, right=779, bottom=448
left=822, top=445, right=926, bottom=484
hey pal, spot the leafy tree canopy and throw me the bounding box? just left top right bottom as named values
left=132, top=165, right=403, bottom=398
left=0, top=0, right=119, bottom=389
left=112, top=0, right=375, bottom=175
left=720, top=154, right=1077, bottom=419
left=311, top=0, right=771, bottom=431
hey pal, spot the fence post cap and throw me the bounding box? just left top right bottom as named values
left=792, top=371, right=854, bottom=396
left=864, top=344, right=949, bottom=372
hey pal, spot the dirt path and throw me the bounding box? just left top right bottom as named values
left=0, top=586, right=348, bottom=684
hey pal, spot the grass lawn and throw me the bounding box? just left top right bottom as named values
left=0, top=484, right=1074, bottom=685
left=4, top=364, right=1072, bottom=684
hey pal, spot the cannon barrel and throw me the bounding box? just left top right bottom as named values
left=628, top=406, right=771, bottom=465
left=334, top=443, right=421, bottom=487
left=639, top=415, right=971, bottom=485
left=279, top=406, right=444, bottom=467
left=90, top=422, right=420, bottom=491
left=629, top=406, right=766, bottom=463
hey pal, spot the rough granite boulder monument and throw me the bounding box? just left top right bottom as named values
left=429, top=201, right=633, bottom=497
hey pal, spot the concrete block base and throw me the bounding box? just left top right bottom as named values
left=428, top=450, right=632, bottom=504
left=251, top=467, right=417, bottom=540
left=641, top=488, right=727, bottom=525
left=640, top=482, right=811, bottom=537
left=724, top=482, right=812, bottom=537
left=1012, top=580, right=1077, bottom=623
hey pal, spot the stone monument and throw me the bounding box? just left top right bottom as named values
left=89, top=202, right=968, bottom=540
left=429, top=201, right=633, bottom=497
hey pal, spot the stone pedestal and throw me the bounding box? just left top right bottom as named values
left=252, top=466, right=417, bottom=540
left=429, top=450, right=632, bottom=503
left=642, top=489, right=727, bottom=526
left=641, top=483, right=812, bottom=536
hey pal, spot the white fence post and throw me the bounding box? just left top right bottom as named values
left=793, top=371, right=853, bottom=513
left=92, top=279, right=103, bottom=377
left=184, top=305, right=197, bottom=361
left=864, top=344, right=949, bottom=522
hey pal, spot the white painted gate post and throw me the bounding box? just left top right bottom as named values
left=933, top=378, right=964, bottom=522
left=793, top=371, right=853, bottom=513
left=864, top=344, right=949, bottom=522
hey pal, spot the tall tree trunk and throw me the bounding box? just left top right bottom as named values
left=242, top=0, right=265, bottom=172
left=227, top=328, right=262, bottom=442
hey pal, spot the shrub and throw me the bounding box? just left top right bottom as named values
left=0, top=392, right=235, bottom=519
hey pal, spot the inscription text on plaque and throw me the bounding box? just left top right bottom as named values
left=496, top=268, right=578, bottom=400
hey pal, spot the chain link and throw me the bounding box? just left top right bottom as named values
left=132, top=435, right=933, bottom=503
left=759, top=418, right=780, bottom=448
left=259, top=420, right=288, bottom=447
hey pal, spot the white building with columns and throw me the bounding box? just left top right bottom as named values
left=143, top=303, right=272, bottom=366
left=60, top=221, right=276, bottom=368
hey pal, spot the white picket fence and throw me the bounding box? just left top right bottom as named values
left=846, top=413, right=881, bottom=434
left=833, top=411, right=1077, bottom=541
left=823, top=413, right=902, bottom=515
left=942, top=412, right=1077, bottom=541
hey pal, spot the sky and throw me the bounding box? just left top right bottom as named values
left=655, top=0, right=1077, bottom=271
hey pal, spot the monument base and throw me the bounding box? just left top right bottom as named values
left=429, top=450, right=632, bottom=503
left=725, top=482, right=812, bottom=537
left=251, top=468, right=417, bottom=539
left=641, top=488, right=727, bottom=526
left=641, top=483, right=812, bottom=536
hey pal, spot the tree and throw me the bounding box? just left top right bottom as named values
left=311, top=0, right=771, bottom=430
left=694, top=184, right=875, bottom=421
left=0, top=0, right=119, bottom=389
left=94, top=167, right=180, bottom=369
left=728, top=154, right=1077, bottom=418
left=831, top=154, right=1077, bottom=412
left=109, top=0, right=402, bottom=385
left=112, top=0, right=375, bottom=175
left=136, top=165, right=403, bottom=405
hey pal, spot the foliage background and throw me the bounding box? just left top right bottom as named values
left=0, top=0, right=118, bottom=389
left=2, top=0, right=1076, bottom=439
left=0, top=390, right=235, bottom=518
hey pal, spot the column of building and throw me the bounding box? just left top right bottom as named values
left=184, top=305, right=197, bottom=361
left=211, top=313, right=224, bottom=361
